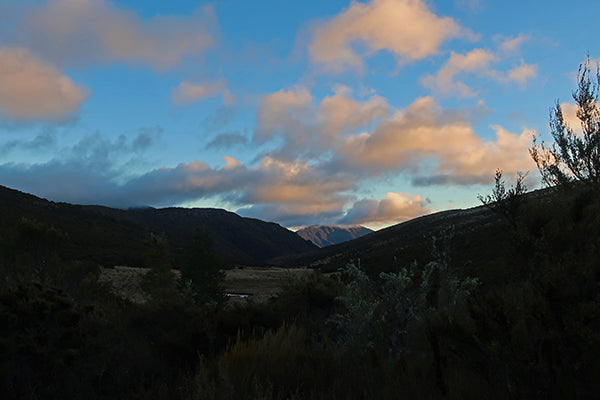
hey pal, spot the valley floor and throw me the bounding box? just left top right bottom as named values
left=98, top=265, right=313, bottom=304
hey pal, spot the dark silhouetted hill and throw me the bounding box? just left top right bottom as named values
left=0, top=185, right=315, bottom=267
left=271, top=188, right=556, bottom=277
left=296, top=225, right=373, bottom=247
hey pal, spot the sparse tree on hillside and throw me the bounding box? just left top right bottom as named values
left=478, top=169, right=527, bottom=228
left=530, top=55, right=600, bottom=186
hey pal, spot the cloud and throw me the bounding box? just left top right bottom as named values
left=17, top=0, right=216, bottom=70
left=0, top=47, right=89, bottom=122
left=202, top=106, right=237, bottom=131
left=421, top=47, right=537, bottom=97
left=241, top=157, right=353, bottom=205
left=255, top=86, right=313, bottom=144
left=0, top=130, right=57, bottom=155
left=308, top=0, right=470, bottom=73
left=130, top=126, right=163, bottom=152
left=0, top=141, right=355, bottom=224
left=0, top=96, right=532, bottom=226
left=332, top=96, right=535, bottom=184
left=339, top=192, right=430, bottom=226
left=235, top=157, right=355, bottom=224
left=503, top=63, right=537, bottom=85
left=172, top=80, right=235, bottom=105
left=557, top=102, right=596, bottom=136
left=205, top=132, right=248, bottom=149
left=317, top=85, right=390, bottom=139
left=421, top=48, right=497, bottom=97
left=498, top=34, right=530, bottom=54
left=255, top=85, right=389, bottom=159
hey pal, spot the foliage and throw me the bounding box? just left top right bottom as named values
left=478, top=169, right=527, bottom=228
left=0, top=283, right=89, bottom=399
left=201, top=324, right=325, bottom=399
left=8, top=217, right=67, bottom=285
left=330, top=228, right=479, bottom=360
left=140, top=233, right=178, bottom=303
left=469, top=185, right=600, bottom=398
left=531, top=55, right=600, bottom=186
left=179, top=228, right=227, bottom=308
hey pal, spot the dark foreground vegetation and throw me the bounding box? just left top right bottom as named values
left=1, top=59, right=599, bottom=398
left=1, top=182, right=599, bottom=399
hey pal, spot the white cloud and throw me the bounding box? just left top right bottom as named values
left=0, top=46, right=89, bottom=122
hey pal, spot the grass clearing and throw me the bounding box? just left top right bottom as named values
left=99, top=265, right=313, bottom=304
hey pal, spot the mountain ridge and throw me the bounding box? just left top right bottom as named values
left=0, top=185, right=316, bottom=266
left=296, top=225, right=373, bottom=247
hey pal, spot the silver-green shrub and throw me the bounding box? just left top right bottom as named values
left=330, top=228, right=479, bottom=355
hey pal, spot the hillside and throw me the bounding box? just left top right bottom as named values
left=272, top=206, right=498, bottom=272
left=296, top=225, right=373, bottom=247
left=272, top=188, right=557, bottom=276
left=0, top=185, right=315, bottom=266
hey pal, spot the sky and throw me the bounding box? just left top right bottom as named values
left=0, top=0, right=598, bottom=230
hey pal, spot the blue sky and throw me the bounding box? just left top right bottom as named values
left=0, top=0, right=598, bottom=229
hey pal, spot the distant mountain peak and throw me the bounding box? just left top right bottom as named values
left=296, top=225, right=373, bottom=247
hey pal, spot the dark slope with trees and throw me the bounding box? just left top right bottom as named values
left=272, top=188, right=555, bottom=276
left=271, top=203, right=506, bottom=272
left=296, top=225, right=373, bottom=247
left=0, top=185, right=315, bottom=266
left=129, top=207, right=317, bottom=262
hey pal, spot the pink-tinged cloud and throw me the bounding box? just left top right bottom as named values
left=557, top=102, right=598, bottom=136
left=172, top=80, right=235, bottom=105
left=255, top=86, right=313, bottom=143
left=339, top=192, right=430, bottom=226
left=498, top=34, right=530, bottom=54
left=422, top=47, right=537, bottom=97
left=334, top=96, right=535, bottom=184
left=560, top=103, right=580, bottom=132
left=18, top=0, right=216, bottom=71
left=0, top=46, right=89, bottom=122
left=124, top=156, right=355, bottom=225
left=317, top=85, right=390, bottom=138
left=504, top=63, right=537, bottom=85
left=255, top=85, right=389, bottom=158
left=244, top=156, right=353, bottom=205
left=421, top=48, right=497, bottom=97
left=309, top=0, right=469, bottom=73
